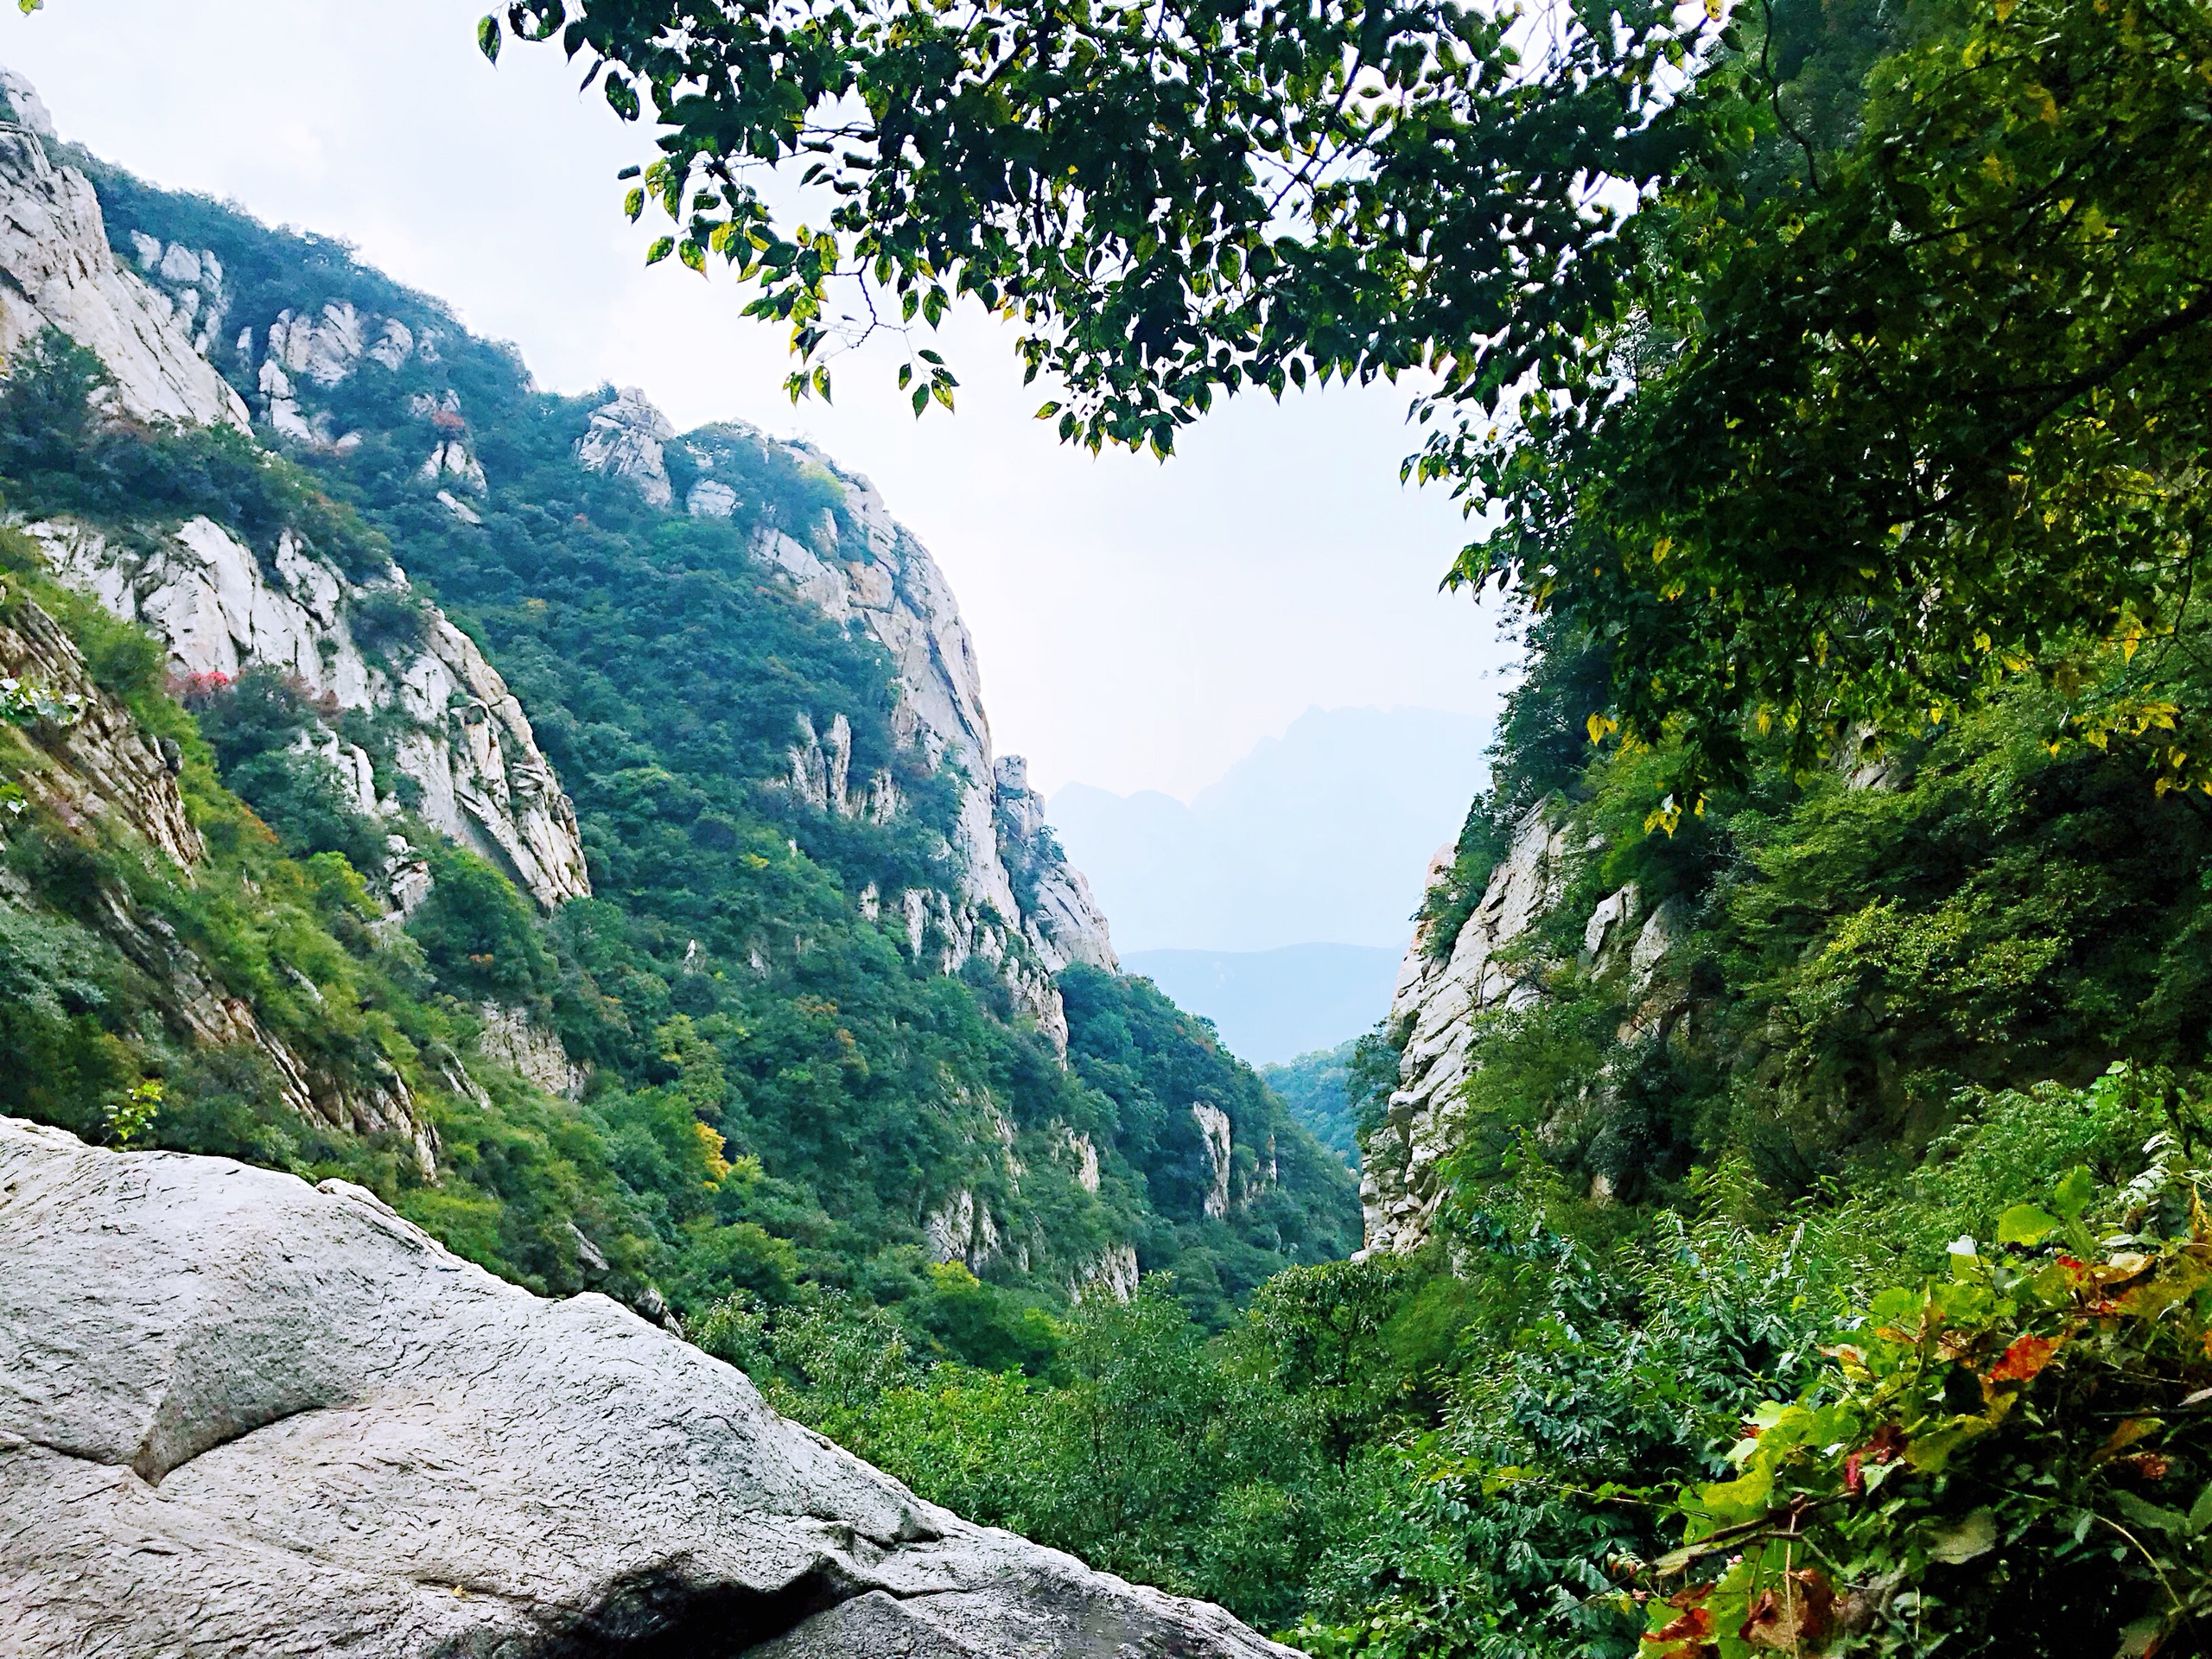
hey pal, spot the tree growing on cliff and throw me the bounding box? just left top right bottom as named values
left=474, top=0, right=2212, bottom=802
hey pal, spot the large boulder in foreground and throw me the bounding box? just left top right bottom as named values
left=0, top=1118, right=1296, bottom=1657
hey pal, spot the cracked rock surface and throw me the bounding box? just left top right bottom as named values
left=0, top=1117, right=1299, bottom=1658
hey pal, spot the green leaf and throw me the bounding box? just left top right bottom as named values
left=2054, top=1166, right=2097, bottom=1220
left=645, top=238, right=675, bottom=266
left=476, top=14, right=501, bottom=61
left=912, top=384, right=930, bottom=416
left=1905, top=1417, right=1990, bottom=1473
left=2185, top=1482, right=2212, bottom=1536
left=1870, top=1287, right=1920, bottom=1324
left=1997, top=1204, right=2061, bottom=1246
left=2112, top=1490, right=2187, bottom=1534
left=1927, top=1508, right=1999, bottom=1563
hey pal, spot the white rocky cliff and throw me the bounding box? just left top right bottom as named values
left=35, top=517, right=591, bottom=911
left=580, top=402, right=1120, bottom=1040
left=0, top=1118, right=1295, bottom=1659
left=0, top=78, right=589, bottom=913
left=1361, top=804, right=1577, bottom=1255
left=0, top=80, right=248, bottom=433
left=1362, top=801, right=1691, bottom=1255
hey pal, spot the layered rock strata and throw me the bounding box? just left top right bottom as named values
left=1362, top=801, right=1694, bottom=1255
left=1360, top=804, right=1577, bottom=1255
left=0, top=79, right=588, bottom=915
left=0, top=594, right=435, bottom=1171
left=0, top=1118, right=1294, bottom=1659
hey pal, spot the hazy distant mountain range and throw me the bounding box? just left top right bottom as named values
left=1122, top=946, right=1402, bottom=1067
left=1050, top=706, right=1489, bottom=1063
left=1048, top=706, right=1492, bottom=954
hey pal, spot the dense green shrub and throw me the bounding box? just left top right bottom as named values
left=0, top=329, right=389, bottom=577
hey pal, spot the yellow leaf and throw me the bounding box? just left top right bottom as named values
left=1586, top=712, right=1618, bottom=745
left=1994, top=0, right=2017, bottom=16
left=693, top=1120, right=733, bottom=1183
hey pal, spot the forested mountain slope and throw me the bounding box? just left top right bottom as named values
left=0, top=70, right=1356, bottom=1357
left=1361, top=616, right=2212, bottom=1255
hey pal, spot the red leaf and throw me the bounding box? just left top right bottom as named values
left=1862, top=1422, right=1910, bottom=1465
left=1656, top=1606, right=1714, bottom=1644
left=1989, top=1333, right=2060, bottom=1383
left=1739, top=1571, right=1836, bottom=1651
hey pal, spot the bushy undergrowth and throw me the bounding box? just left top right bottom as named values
left=690, top=1069, right=2204, bottom=1657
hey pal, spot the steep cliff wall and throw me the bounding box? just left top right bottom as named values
left=0, top=99, right=246, bottom=433
left=89, top=157, right=1114, bottom=1047
left=1361, top=800, right=1689, bottom=1255
left=0, top=581, right=435, bottom=1170
left=0, top=95, right=589, bottom=915
left=584, top=401, right=1117, bottom=1043
left=35, top=518, right=590, bottom=910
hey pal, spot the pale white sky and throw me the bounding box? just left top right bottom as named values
left=7, top=0, right=1519, bottom=798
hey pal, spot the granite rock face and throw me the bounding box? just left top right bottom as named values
left=1360, top=799, right=1700, bottom=1253
left=0, top=122, right=249, bottom=431
left=576, top=385, right=677, bottom=507
left=1360, top=804, right=1580, bottom=1255
left=35, top=516, right=591, bottom=911
left=0, top=1118, right=1298, bottom=1659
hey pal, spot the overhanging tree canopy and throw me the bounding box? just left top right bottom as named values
left=478, top=0, right=1721, bottom=449
left=498, top=0, right=2212, bottom=793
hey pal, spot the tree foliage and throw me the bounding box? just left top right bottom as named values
left=481, top=0, right=2212, bottom=794
left=480, top=0, right=1719, bottom=452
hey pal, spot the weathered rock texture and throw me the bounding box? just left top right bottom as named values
left=581, top=406, right=1119, bottom=1046
left=1360, top=804, right=1577, bottom=1255
left=35, top=518, right=591, bottom=911
left=1361, top=802, right=1695, bottom=1254
left=0, top=593, right=435, bottom=1172
left=475, top=1001, right=588, bottom=1100
left=0, top=79, right=588, bottom=915
left=0, top=119, right=249, bottom=432
left=0, top=1118, right=1296, bottom=1659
